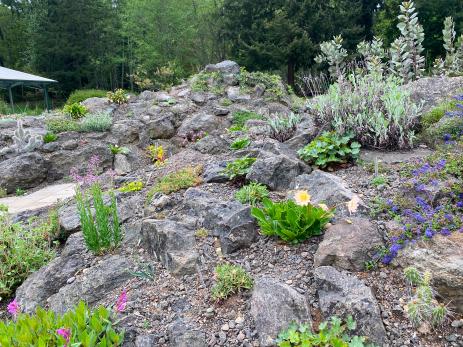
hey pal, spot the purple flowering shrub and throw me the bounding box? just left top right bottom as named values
left=368, top=145, right=463, bottom=267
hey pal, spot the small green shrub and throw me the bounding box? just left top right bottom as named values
left=235, top=182, right=269, bottom=206
left=298, top=132, right=361, bottom=168
left=190, top=71, right=225, bottom=94
left=220, top=98, right=233, bottom=106
left=0, top=187, right=7, bottom=198
left=195, top=228, right=209, bottom=238
left=0, top=214, right=56, bottom=297
left=43, top=132, right=58, bottom=143
left=251, top=198, right=332, bottom=244
left=0, top=301, right=124, bottom=346
left=211, top=263, right=253, bottom=301
left=15, top=188, right=26, bottom=196
left=422, top=116, right=463, bottom=145
left=238, top=68, right=287, bottom=100
left=45, top=117, right=80, bottom=133
left=267, top=113, right=301, bottom=142
left=230, top=137, right=251, bottom=150
left=277, top=316, right=373, bottom=347
left=80, top=112, right=113, bottom=132
left=147, top=166, right=202, bottom=200
left=66, top=89, right=108, bottom=105
left=403, top=267, right=449, bottom=327
left=421, top=100, right=457, bottom=129
left=75, top=184, right=121, bottom=255
left=0, top=204, right=8, bottom=212
left=370, top=175, right=387, bottom=187
left=232, top=110, right=264, bottom=130
left=222, top=157, right=257, bottom=180
left=108, top=144, right=129, bottom=155
left=107, top=89, right=128, bottom=104
left=63, top=102, right=88, bottom=119
left=118, top=181, right=143, bottom=193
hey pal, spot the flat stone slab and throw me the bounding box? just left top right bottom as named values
left=0, top=183, right=76, bottom=214
left=360, top=148, right=432, bottom=164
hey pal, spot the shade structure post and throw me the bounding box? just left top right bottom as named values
left=8, top=86, right=14, bottom=111
left=43, top=84, right=50, bottom=112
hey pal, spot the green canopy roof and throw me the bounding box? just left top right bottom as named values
left=0, top=66, right=57, bottom=89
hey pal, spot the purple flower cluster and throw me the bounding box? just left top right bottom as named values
left=70, top=155, right=101, bottom=187
left=445, top=95, right=463, bottom=118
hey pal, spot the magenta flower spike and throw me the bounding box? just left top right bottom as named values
left=115, top=289, right=127, bottom=313
left=56, top=328, right=71, bottom=346
left=7, top=299, right=20, bottom=317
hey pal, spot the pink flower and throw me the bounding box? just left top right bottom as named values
left=56, top=328, right=71, bottom=346
left=7, top=299, right=20, bottom=316
left=115, top=289, right=127, bottom=313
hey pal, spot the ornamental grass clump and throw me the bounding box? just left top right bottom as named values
left=147, top=166, right=202, bottom=201
left=251, top=191, right=332, bottom=244
left=235, top=182, right=269, bottom=206
left=310, top=71, right=421, bottom=149
left=403, top=267, right=449, bottom=328
left=211, top=263, right=253, bottom=301
left=75, top=184, right=121, bottom=255
left=267, top=113, right=301, bottom=142
left=0, top=299, right=124, bottom=346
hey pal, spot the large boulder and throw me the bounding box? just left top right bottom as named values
left=396, top=233, right=463, bottom=313
left=177, top=113, right=231, bottom=137
left=314, top=218, right=384, bottom=271
left=0, top=152, right=48, bottom=193
left=183, top=188, right=257, bottom=253
left=205, top=60, right=240, bottom=75
left=250, top=277, right=312, bottom=347
left=145, top=116, right=176, bottom=140
left=47, top=255, right=132, bottom=314
left=111, top=120, right=143, bottom=144
left=291, top=170, right=362, bottom=215
left=315, top=266, right=388, bottom=345
left=81, top=97, right=115, bottom=114
left=141, top=219, right=199, bottom=276
left=16, top=233, right=91, bottom=313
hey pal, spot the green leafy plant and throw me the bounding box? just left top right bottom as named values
left=222, top=157, right=257, bottom=180
left=0, top=187, right=7, bottom=198
left=267, top=113, right=301, bottom=142
left=80, top=112, right=113, bottom=132
left=43, top=132, right=58, bottom=143
left=45, top=116, right=80, bottom=133
left=238, top=68, right=287, bottom=100
left=146, top=144, right=165, bottom=165
left=251, top=198, right=332, bottom=244
left=231, top=137, right=251, bottom=150
left=15, top=188, right=26, bottom=196
left=66, top=89, right=108, bottom=105
left=75, top=184, right=121, bottom=255
left=370, top=175, right=387, bottom=187
left=118, top=181, right=143, bottom=193
left=310, top=71, right=420, bottom=149
left=231, top=110, right=264, bottom=131
left=107, top=89, right=128, bottom=104
left=421, top=99, right=458, bottom=129
left=211, top=263, right=253, bottom=301
left=277, top=316, right=374, bottom=347
left=108, top=144, right=129, bottom=155
left=195, top=228, right=209, bottom=238
left=235, top=182, right=269, bottom=206
left=298, top=132, right=361, bottom=168
left=0, top=301, right=124, bottom=346
left=315, top=35, right=348, bottom=78
left=190, top=71, right=225, bottom=94
left=220, top=98, right=233, bottom=106
left=0, top=204, right=8, bottom=212
left=403, top=267, right=449, bottom=327
left=0, top=213, right=56, bottom=297
left=147, top=166, right=202, bottom=201
left=63, top=102, right=88, bottom=119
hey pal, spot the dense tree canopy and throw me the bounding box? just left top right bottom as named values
left=0, top=0, right=462, bottom=96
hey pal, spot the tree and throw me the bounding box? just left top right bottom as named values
left=219, top=0, right=365, bottom=85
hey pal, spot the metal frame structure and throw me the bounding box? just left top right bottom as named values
left=0, top=66, right=57, bottom=111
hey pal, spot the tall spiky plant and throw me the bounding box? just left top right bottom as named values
left=434, top=17, right=463, bottom=75
left=357, top=37, right=386, bottom=74
left=315, top=35, right=348, bottom=79
left=390, top=1, right=425, bottom=82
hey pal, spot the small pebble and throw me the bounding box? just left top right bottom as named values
left=451, top=320, right=463, bottom=328
left=66, top=276, right=75, bottom=284
left=221, top=323, right=230, bottom=331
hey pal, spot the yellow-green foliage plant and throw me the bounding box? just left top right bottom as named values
left=0, top=301, right=124, bottom=346
left=147, top=166, right=202, bottom=201
left=118, top=181, right=143, bottom=193
left=63, top=103, right=88, bottom=119
left=107, top=89, right=128, bottom=104
left=211, top=263, right=253, bottom=301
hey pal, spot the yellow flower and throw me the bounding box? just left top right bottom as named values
left=294, top=190, right=311, bottom=206
left=318, top=203, right=329, bottom=211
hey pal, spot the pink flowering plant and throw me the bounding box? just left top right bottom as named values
left=0, top=300, right=124, bottom=346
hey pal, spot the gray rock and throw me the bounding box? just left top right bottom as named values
left=205, top=60, right=240, bottom=75
left=177, top=113, right=231, bottom=137
left=41, top=142, right=60, bottom=153
left=203, top=161, right=229, bottom=183
left=168, top=319, right=207, bottom=347
left=114, top=154, right=132, bottom=175
left=291, top=170, right=362, bottom=215
left=212, top=106, right=230, bottom=116
left=314, top=218, right=384, bottom=271
left=226, top=87, right=251, bottom=102
left=48, top=254, right=132, bottom=314
left=146, top=116, right=176, bottom=139
left=60, top=140, right=78, bottom=150
left=360, top=148, right=433, bottom=165
left=81, top=97, right=115, bottom=114
left=135, top=334, right=158, bottom=347
left=141, top=219, right=199, bottom=276
left=111, top=120, right=143, bottom=144
left=0, top=152, right=48, bottom=193
left=315, top=266, right=388, bottom=345
left=183, top=188, right=257, bottom=253
left=190, top=92, right=207, bottom=106
left=250, top=277, right=312, bottom=347
left=193, top=135, right=230, bottom=155
left=396, top=234, right=463, bottom=313
left=58, top=203, right=81, bottom=234
left=16, top=233, right=90, bottom=313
